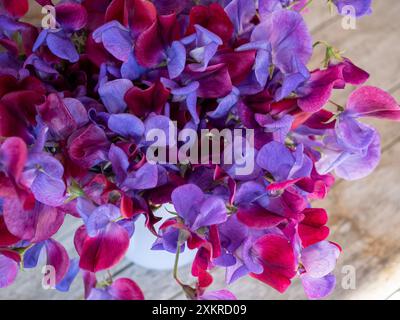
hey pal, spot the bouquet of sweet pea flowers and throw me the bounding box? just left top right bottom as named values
left=1, top=0, right=399, bottom=300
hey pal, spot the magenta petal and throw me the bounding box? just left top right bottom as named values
left=45, top=239, right=70, bottom=284
left=67, top=124, right=110, bottom=168
left=346, top=86, right=400, bottom=120
left=135, top=20, right=164, bottom=67
left=237, top=204, right=286, bottom=229
left=63, top=98, right=89, bottom=127
left=36, top=93, right=77, bottom=140
left=186, top=64, right=233, bottom=99
left=0, top=253, right=19, bottom=288
left=3, top=199, right=65, bottom=242
left=108, top=278, right=144, bottom=300
left=298, top=66, right=343, bottom=112
left=0, top=136, right=27, bottom=181
left=0, top=215, right=20, bottom=246
left=251, top=234, right=296, bottom=293
left=341, top=58, right=369, bottom=85
left=79, top=223, right=129, bottom=272
left=56, top=3, right=88, bottom=31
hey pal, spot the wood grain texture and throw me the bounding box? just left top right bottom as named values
left=1, top=0, right=399, bottom=300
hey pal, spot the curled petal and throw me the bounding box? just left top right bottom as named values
left=45, top=239, right=70, bottom=284
left=346, top=86, right=400, bottom=120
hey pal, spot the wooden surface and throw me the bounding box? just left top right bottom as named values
left=1, top=1, right=400, bottom=300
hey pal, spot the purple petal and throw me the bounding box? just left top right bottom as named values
left=30, top=172, right=66, bottom=206
left=23, top=242, right=45, bottom=268
left=167, top=41, right=186, bottom=79
left=225, top=0, right=256, bottom=35
left=199, top=289, right=237, bottom=300
left=99, top=79, right=133, bottom=113
left=208, top=87, right=240, bottom=119
left=108, top=113, right=144, bottom=141
left=86, top=204, right=121, bottom=237
left=0, top=253, right=18, bottom=288
left=251, top=10, right=312, bottom=72
left=301, top=241, right=340, bottom=278
left=46, top=31, right=79, bottom=63
left=301, top=273, right=336, bottom=299
left=336, top=116, right=376, bottom=151
left=235, top=181, right=268, bottom=206
left=93, top=21, right=132, bottom=62
left=256, top=114, right=294, bottom=143
left=26, top=153, right=66, bottom=206
left=335, top=130, right=381, bottom=180
left=192, top=196, right=228, bottom=230
left=108, top=144, right=129, bottom=185
left=256, top=141, right=294, bottom=181
left=144, top=114, right=175, bottom=146
left=32, top=29, right=48, bottom=52
left=333, top=0, right=372, bottom=17
left=123, top=163, right=159, bottom=190
left=171, top=184, right=204, bottom=225
left=56, top=258, right=80, bottom=292
left=76, top=198, right=97, bottom=224
left=121, top=53, right=145, bottom=80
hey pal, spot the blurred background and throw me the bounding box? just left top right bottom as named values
left=1, top=0, right=400, bottom=300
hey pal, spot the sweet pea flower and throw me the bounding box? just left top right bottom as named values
left=317, top=86, right=400, bottom=180
left=75, top=200, right=132, bottom=272
left=236, top=10, right=312, bottom=97
left=172, top=184, right=228, bottom=232
left=182, top=24, right=223, bottom=72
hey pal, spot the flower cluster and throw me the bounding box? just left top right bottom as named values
left=0, top=0, right=398, bottom=300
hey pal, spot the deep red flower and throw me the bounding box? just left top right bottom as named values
left=187, top=4, right=234, bottom=44
left=125, top=81, right=170, bottom=118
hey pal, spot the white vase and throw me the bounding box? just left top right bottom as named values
left=125, top=203, right=196, bottom=270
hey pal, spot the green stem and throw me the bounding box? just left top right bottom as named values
left=173, top=238, right=182, bottom=285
